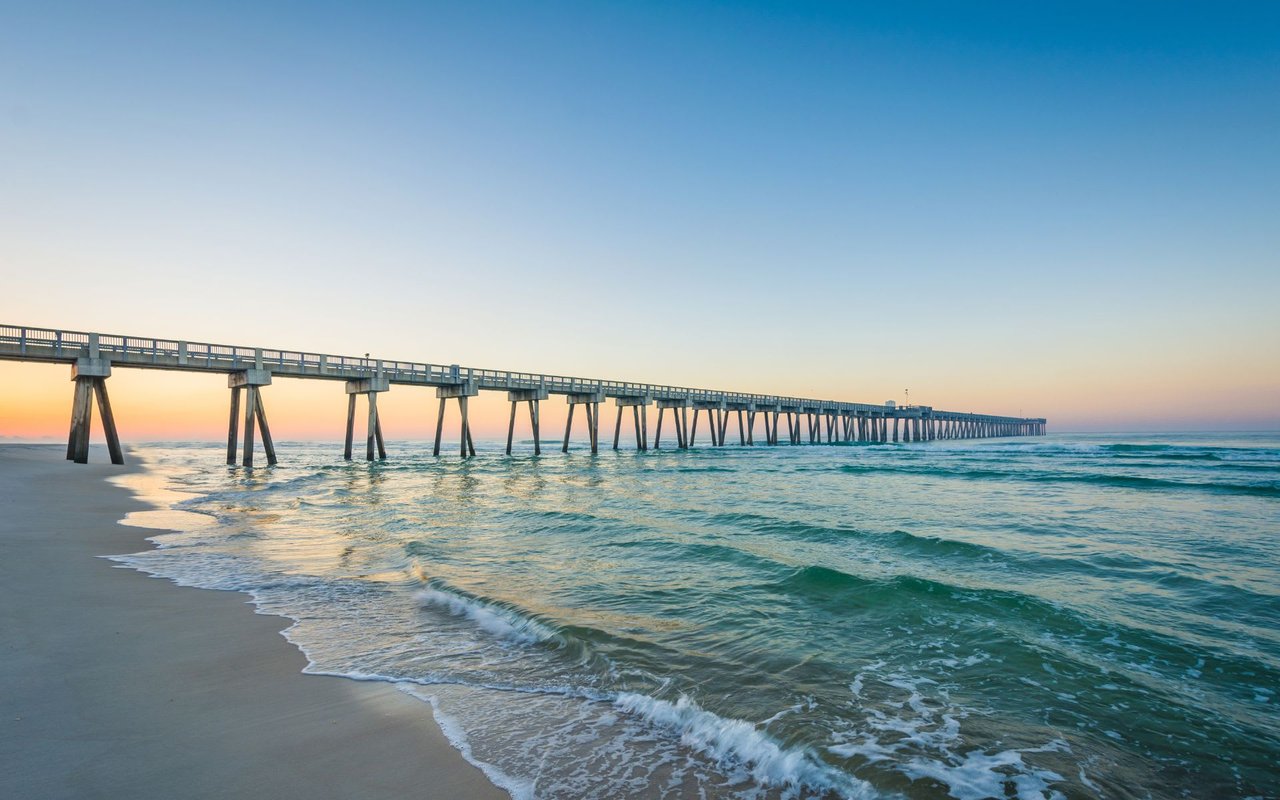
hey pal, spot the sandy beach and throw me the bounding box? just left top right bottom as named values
left=0, top=444, right=506, bottom=800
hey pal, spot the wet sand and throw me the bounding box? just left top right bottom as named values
left=0, top=444, right=506, bottom=800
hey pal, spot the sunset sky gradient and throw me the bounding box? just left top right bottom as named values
left=2, top=1, right=1277, bottom=440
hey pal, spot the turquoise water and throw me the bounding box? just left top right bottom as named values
left=112, top=433, right=1280, bottom=799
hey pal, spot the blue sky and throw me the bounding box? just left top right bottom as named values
left=2, top=1, right=1277, bottom=430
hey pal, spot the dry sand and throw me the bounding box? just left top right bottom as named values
left=0, top=444, right=507, bottom=800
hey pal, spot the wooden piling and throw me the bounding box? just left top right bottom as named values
left=530, top=400, right=541, bottom=455
left=591, top=402, right=600, bottom=454
left=506, top=402, right=517, bottom=455
left=255, top=389, right=278, bottom=466
left=242, top=385, right=258, bottom=467
left=366, top=392, right=377, bottom=461
left=228, top=387, right=242, bottom=465
left=344, top=393, right=356, bottom=460
left=459, top=396, right=473, bottom=458
left=632, top=406, right=642, bottom=450
left=433, top=398, right=446, bottom=457
left=562, top=403, right=575, bottom=453
left=92, top=379, right=124, bottom=465
left=68, top=378, right=93, bottom=464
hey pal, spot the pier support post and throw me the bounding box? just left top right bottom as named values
left=227, top=388, right=242, bottom=464
left=65, top=353, right=123, bottom=465
left=564, top=391, right=605, bottom=453
left=343, top=394, right=356, bottom=460
left=506, top=388, right=549, bottom=455
left=613, top=395, right=651, bottom=451
left=654, top=398, right=690, bottom=449
left=434, top=381, right=479, bottom=458
left=227, top=369, right=275, bottom=467
left=345, top=375, right=390, bottom=461
left=690, top=401, right=726, bottom=447
left=463, top=394, right=478, bottom=455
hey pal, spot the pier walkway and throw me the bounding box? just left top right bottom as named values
left=0, top=324, right=1046, bottom=465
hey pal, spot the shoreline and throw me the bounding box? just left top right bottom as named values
left=0, top=443, right=507, bottom=800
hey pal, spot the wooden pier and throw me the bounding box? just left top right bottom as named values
left=0, top=324, right=1047, bottom=465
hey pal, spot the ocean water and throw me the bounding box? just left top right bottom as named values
left=109, top=433, right=1280, bottom=799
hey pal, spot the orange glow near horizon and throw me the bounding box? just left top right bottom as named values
left=2, top=359, right=1276, bottom=445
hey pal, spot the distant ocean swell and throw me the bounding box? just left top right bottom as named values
left=110, top=434, right=1280, bottom=798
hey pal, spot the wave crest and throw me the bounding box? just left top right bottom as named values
left=415, top=586, right=560, bottom=646
left=614, top=692, right=877, bottom=799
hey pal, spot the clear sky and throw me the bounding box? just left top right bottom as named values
left=2, top=1, right=1277, bottom=440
